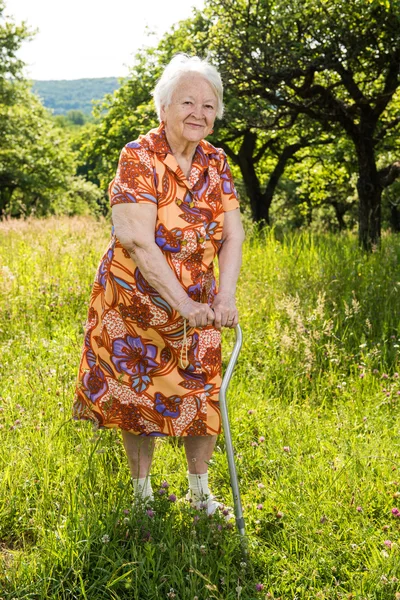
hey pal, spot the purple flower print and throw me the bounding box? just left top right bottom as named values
left=82, top=366, right=108, bottom=403
left=96, top=247, right=113, bottom=290
left=155, top=224, right=183, bottom=253
left=111, top=335, right=159, bottom=392
left=154, top=392, right=182, bottom=418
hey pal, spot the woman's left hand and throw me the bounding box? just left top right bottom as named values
left=211, top=292, right=239, bottom=329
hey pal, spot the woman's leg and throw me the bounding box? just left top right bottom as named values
left=183, top=435, right=225, bottom=515
left=121, top=431, right=155, bottom=479
left=183, top=434, right=218, bottom=474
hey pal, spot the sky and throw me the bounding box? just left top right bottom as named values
left=5, top=0, right=205, bottom=80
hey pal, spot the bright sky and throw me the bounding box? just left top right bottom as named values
left=5, top=0, right=205, bottom=80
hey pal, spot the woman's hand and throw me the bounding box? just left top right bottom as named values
left=177, top=297, right=215, bottom=328
left=211, top=292, right=239, bottom=329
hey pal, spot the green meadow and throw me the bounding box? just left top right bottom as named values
left=0, top=217, right=399, bottom=600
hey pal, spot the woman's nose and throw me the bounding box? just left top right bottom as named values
left=190, top=104, right=205, bottom=119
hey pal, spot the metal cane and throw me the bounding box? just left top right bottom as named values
left=219, top=324, right=246, bottom=537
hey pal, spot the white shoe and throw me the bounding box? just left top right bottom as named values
left=185, top=492, right=234, bottom=519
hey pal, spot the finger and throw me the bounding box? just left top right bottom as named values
left=221, top=310, right=231, bottom=327
left=207, top=309, right=215, bottom=325
left=213, top=309, right=222, bottom=330
left=231, top=313, right=239, bottom=328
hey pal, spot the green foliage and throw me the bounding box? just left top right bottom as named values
left=0, top=3, right=103, bottom=218
left=1, top=217, right=400, bottom=598
left=32, top=77, right=121, bottom=115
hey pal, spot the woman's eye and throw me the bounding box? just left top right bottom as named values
left=205, top=105, right=214, bottom=110
left=183, top=101, right=193, bottom=105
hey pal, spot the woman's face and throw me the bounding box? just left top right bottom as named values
left=161, top=73, right=218, bottom=146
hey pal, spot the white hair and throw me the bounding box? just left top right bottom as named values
left=153, top=54, right=224, bottom=120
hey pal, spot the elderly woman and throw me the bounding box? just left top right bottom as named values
left=73, top=54, right=245, bottom=515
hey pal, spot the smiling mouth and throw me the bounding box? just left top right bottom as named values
left=186, top=123, right=203, bottom=127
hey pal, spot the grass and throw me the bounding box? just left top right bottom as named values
left=0, top=216, right=399, bottom=600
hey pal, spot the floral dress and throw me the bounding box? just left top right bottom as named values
left=72, top=123, right=239, bottom=436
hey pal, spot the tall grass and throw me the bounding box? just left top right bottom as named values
left=0, top=217, right=399, bottom=599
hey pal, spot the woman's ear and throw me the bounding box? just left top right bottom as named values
left=160, top=105, right=167, bottom=123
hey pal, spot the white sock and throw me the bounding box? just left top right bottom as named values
left=132, top=476, right=154, bottom=502
left=187, top=471, right=211, bottom=502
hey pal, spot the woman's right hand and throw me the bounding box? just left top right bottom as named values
left=176, top=297, right=215, bottom=328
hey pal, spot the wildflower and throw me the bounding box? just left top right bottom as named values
left=240, top=561, right=247, bottom=568
left=167, top=589, right=176, bottom=599
left=236, top=585, right=242, bottom=596
left=356, top=506, right=362, bottom=512
left=168, top=494, right=177, bottom=502
left=259, top=436, right=265, bottom=443
left=193, top=515, right=200, bottom=523
left=359, top=373, right=365, bottom=379
left=251, top=441, right=258, bottom=447
left=394, top=372, right=399, bottom=378
left=199, top=544, right=206, bottom=554
left=391, top=507, right=400, bottom=517
left=222, top=508, right=230, bottom=516
left=373, top=369, right=379, bottom=374
left=146, top=509, right=155, bottom=518
left=283, top=446, right=290, bottom=453
left=158, top=488, right=166, bottom=496
left=123, top=517, right=129, bottom=525
left=161, top=480, right=169, bottom=488
left=101, top=534, right=110, bottom=543
left=382, top=373, right=389, bottom=379
left=248, top=409, right=254, bottom=415
left=258, top=483, right=265, bottom=489
left=255, top=583, right=264, bottom=592
left=276, top=511, right=283, bottom=519
left=383, top=540, right=392, bottom=549
left=217, top=524, right=223, bottom=531
left=320, top=515, right=327, bottom=524
left=257, top=504, right=263, bottom=510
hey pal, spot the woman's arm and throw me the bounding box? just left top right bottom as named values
left=112, top=203, right=215, bottom=328
left=212, top=208, right=245, bottom=329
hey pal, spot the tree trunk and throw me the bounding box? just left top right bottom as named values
left=355, top=139, right=382, bottom=250
left=236, top=130, right=271, bottom=225
left=331, top=200, right=348, bottom=231
left=389, top=202, right=400, bottom=233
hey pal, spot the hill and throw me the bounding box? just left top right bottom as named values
left=32, top=77, right=122, bottom=116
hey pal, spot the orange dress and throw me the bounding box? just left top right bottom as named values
left=72, top=123, right=239, bottom=436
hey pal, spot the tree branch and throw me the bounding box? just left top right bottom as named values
left=372, top=50, right=400, bottom=120
left=379, top=161, right=400, bottom=188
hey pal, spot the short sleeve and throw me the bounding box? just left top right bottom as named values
left=109, top=144, right=158, bottom=207
left=219, top=150, right=240, bottom=212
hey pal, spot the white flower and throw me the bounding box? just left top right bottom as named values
left=101, top=534, right=110, bottom=544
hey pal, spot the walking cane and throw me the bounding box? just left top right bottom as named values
left=219, top=324, right=246, bottom=539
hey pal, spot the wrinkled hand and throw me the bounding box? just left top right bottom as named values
left=211, top=292, right=239, bottom=330
left=177, top=297, right=215, bottom=328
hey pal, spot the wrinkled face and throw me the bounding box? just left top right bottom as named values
left=161, top=73, right=218, bottom=145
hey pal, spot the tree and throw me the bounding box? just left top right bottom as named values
left=202, top=0, right=400, bottom=248
left=0, top=2, right=100, bottom=217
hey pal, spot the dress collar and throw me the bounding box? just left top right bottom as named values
left=138, top=122, right=218, bottom=157
left=138, top=123, right=218, bottom=190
